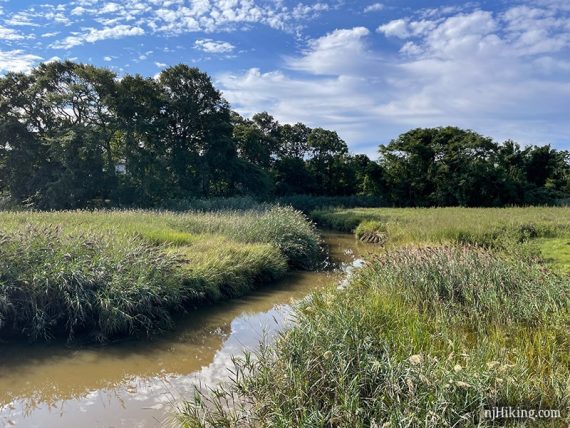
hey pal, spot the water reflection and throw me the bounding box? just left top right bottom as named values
left=0, top=233, right=367, bottom=427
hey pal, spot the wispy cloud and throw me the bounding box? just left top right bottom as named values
left=219, top=1, right=570, bottom=152
left=0, top=50, right=42, bottom=73
left=0, top=25, right=27, bottom=40
left=194, top=39, right=235, bottom=54
left=51, top=24, right=145, bottom=49
left=364, top=3, right=384, bottom=13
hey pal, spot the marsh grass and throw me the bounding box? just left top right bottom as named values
left=179, top=239, right=570, bottom=427
left=0, top=206, right=322, bottom=341
left=313, top=207, right=570, bottom=272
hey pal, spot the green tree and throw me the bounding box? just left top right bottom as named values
left=159, top=65, right=234, bottom=197
left=380, top=127, right=502, bottom=206
left=307, top=128, right=350, bottom=195
left=111, top=74, right=171, bottom=205
left=0, top=61, right=118, bottom=208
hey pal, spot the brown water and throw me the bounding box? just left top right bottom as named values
left=0, top=233, right=367, bottom=428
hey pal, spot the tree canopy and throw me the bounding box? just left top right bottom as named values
left=0, top=62, right=568, bottom=209
left=379, top=127, right=570, bottom=206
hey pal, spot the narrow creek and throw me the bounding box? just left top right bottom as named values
left=0, top=232, right=367, bottom=428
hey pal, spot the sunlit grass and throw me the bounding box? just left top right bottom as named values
left=314, top=207, right=570, bottom=270
left=537, top=238, right=570, bottom=273
left=179, top=246, right=570, bottom=427
left=178, top=208, right=570, bottom=427
left=0, top=206, right=322, bottom=342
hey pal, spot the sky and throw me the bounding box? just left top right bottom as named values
left=0, top=0, right=569, bottom=157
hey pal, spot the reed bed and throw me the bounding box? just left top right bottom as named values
left=0, top=206, right=322, bottom=341
left=179, top=208, right=570, bottom=427
left=313, top=206, right=570, bottom=271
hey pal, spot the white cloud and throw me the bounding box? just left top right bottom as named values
left=292, top=3, right=330, bottom=20
left=0, top=50, right=42, bottom=73
left=45, top=56, right=62, bottom=64
left=71, top=6, right=88, bottom=16
left=194, top=39, right=235, bottom=53
left=3, top=0, right=332, bottom=48
left=103, top=56, right=113, bottom=61
left=99, top=2, right=122, bottom=15
left=0, top=25, right=26, bottom=40
left=287, top=27, right=374, bottom=75
left=377, top=19, right=410, bottom=38
left=219, top=4, right=570, bottom=153
left=52, top=25, right=145, bottom=49
left=148, top=0, right=331, bottom=34
left=364, top=3, right=384, bottom=13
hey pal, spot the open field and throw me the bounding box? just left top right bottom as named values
left=313, top=207, right=570, bottom=272
left=180, top=207, right=570, bottom=427
left=0, top=207, right=322, bottom=342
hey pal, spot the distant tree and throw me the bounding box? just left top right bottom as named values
left=278, top=123, right=310, bottom=159
left=307, top=128, right=350, bottom=195
left=3, top=61, right=567, bottom=209
left=111, top=74, right=171, bottom=205
left=232, top=113, right=273, bottom=168
left=380, top=127, right=570, bottom=206
left=380, top=127, right=500, bottom=206
left=0, top=61, right=118, bottom=208
left=158, top=65, right=234, bottom=197
left=350, top=154, right=384, bottom=196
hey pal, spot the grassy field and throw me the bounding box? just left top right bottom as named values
left=0, top=207, right=322, bottom=342
left=313, top=207, right=570, bottom=272
left=180, top=207, right=570, bottom=427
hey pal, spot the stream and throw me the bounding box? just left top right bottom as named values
left=0, top=232, right=366, bottom=427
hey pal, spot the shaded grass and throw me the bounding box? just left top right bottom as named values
left=0, top=206, right=322, bottom=342
left=179, top=246, right=570, bottom=427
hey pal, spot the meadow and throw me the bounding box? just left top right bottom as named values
left=312, top=207, right=570, bottom=272
left=180, top=207, right=570, bottom=427
left=0, top=206, right=322, bottom=342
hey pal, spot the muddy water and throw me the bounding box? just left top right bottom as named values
left=0, top=233, right=368, bottom=428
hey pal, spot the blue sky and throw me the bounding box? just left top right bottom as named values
left=1, top=0, right=569, bottom=156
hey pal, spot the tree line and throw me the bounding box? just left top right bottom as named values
left=0, top=61, right=568, bottom=209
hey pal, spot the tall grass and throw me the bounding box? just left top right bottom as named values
left=179, top=246, right=570, bottom=427
left=0, top=225, right=182, bottom=341
left=0, top=206, right=322, bottom=341
left=312, top=207, right=570, bottom=241
left=313, top=207, right=570, bottom=271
